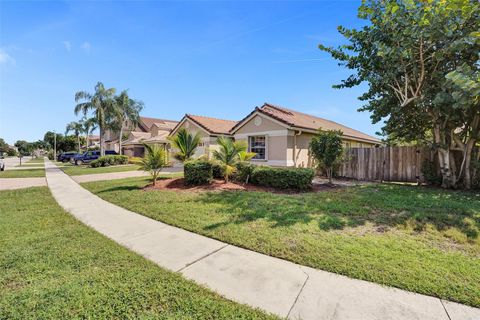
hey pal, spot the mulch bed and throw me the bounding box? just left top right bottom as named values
left=143, top=177, right=337, bottom=194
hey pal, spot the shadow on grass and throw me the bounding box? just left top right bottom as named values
left=196, top=185, right=480, bottom=240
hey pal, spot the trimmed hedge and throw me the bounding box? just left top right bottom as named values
left=184, top=160, right=212, bottom=185
left=90, top=155, right=128, bottom=168
left=234, top=162, right=255, bottom=183
left=250, top=166, right=314, bottom=190
left=211, top=162, right=224, bottom=179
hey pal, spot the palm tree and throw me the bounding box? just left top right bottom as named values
left=74, top=82, right=116, bottom=156
left=114, top=90, right=144, bottom=155
left=82, top=117, right=98, bottom=149
left=139, top=143, right=167, bottom=186
left=168, top=128, right=201, bottom=162
left=65, top=121, right=83, bottom=153
left=212, top=137, right=252, bottom=183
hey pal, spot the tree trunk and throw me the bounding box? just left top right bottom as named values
left=328, top=168, right=333, bottom=185
left=119, top=127, right=123, bottom=155
left=86, top=134, right=89, bottom=150
left=100, top=126, right=105, bottom=156
left=433, top=123, right=457, bottom=188
left=463, top=139, right=476, bottom=190
left=77, top=135, right=81, bottom=153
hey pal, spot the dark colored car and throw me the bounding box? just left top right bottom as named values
left=73, top=150, right=118, bottom=165
left=57, top=152, right=78, bottom=163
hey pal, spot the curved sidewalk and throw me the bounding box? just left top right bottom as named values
left=44, top=159, right=480, bottom=320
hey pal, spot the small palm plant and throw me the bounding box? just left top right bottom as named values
left=168, top=128, right=201, bottom=162
left=213, top=137, right=252, bottom=183
left=139, top=144, right=167, bottom=186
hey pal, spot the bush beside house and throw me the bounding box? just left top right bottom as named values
left=90, top=155, right=128, bottom=167
left=250, top=166, right=315, bottom=190
left=184, top=161, right=213, bottom=185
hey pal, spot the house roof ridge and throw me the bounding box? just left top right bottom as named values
left=186, top=114, right=237, bottom=123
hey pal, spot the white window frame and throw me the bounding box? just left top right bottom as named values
left=248, top=135, right=268, bottom=161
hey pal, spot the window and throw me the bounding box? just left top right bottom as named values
left=249, top=136, right=266, bottom=160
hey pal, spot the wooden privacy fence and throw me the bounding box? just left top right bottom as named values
left=337, top=146, right=434, bottom=182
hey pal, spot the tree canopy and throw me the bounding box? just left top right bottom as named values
left=320, top=0, right=479, bottom=188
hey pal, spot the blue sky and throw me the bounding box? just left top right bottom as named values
left=0, top=0, right=382, bottom=144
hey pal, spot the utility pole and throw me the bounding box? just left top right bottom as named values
left=53, top=130, right=57, bottom=161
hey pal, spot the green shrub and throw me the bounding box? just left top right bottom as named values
left=184, top=160, right=212, bottom=185
left=250, top=166, right=314, bottom=190
left=234, top=162, right=255, bottom=183
left=211, top=162, right=224, bottom=179
left=90, top=159, right=101, bottom=168
left=90, top=155, right=128, bottom=168
left=421, top=159, right=441, bottom=186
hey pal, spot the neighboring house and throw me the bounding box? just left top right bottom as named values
left=105, top=116, right=178, bottom=157
left=87, top=135, right=100, bottom=147
left=169, top=114, right=238, bottom=161
left=230, top=103, right=381, bottom=167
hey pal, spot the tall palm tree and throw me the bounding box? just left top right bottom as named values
left=212, top=137, right=251, bottom=183
left=168, top=128, right=201, bottom=162
left=114, top=90, right=144, bottom=155
left=65, top=121, right=83, bottom=153
left=74, top=82, right=116, bottom=156
left=82, top=117, right=98, bottom=149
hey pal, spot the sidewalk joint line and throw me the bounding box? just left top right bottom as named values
left=286, top=269, right=310, bottom=319
left=177, top=244, right=230, bottom=273
left=439, top=299, right=452, bottom=320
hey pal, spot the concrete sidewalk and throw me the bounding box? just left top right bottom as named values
left=44, top=159, right=480, bottom=320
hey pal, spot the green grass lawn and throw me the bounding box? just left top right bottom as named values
left=14, top=163, right=44, bottom=167
left=0, top=168, right=45, bottom=178
left=61, top=164, right=141, bottom=176
left=83, top=177, right=480, bottom=307
left=26, top=157, right=44, bottom=163
left=0, top=187, right=275, bottom=319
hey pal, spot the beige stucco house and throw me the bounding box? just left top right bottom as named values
left=229, top=103, right=381, bottom=167
left=169, top=114, right=238, bottom=161
left=167, top=103, right=380, bottom=168
left=105, top=103, right=380, bottom=168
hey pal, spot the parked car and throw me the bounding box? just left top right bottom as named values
left=73, top=150, right=118, bottom=165
left=57, top=152, right=78, bottom=163
left=0, top=155, right=5, bottom=171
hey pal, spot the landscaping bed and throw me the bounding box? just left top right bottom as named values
left=0, top=187, right=275, bottom=319
left=84, top=176, right=480, bottom=307
left=145, top=177, right=335, bottom=194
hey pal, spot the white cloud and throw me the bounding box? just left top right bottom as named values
left=80, top=41, right=91, bottom=53
left=0, top=49, right=15, bottom=65
left=62, top=41, right=72, bottom=51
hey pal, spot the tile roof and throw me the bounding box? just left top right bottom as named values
left=184, top=114, right=238, bottom=135
left=122, top=131, right=152, bottom=145
left=232, top=103, right=381, bottom=143
left=143, top=131, right=170, bottom=143
left=139, top=116, right=178, bottom=131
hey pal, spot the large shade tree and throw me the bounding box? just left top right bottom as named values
left=74, top=82, right=117, bottom=156
left=319, top=0, right=479, bottom=189
left=113, top=90, right=144, bottom=155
